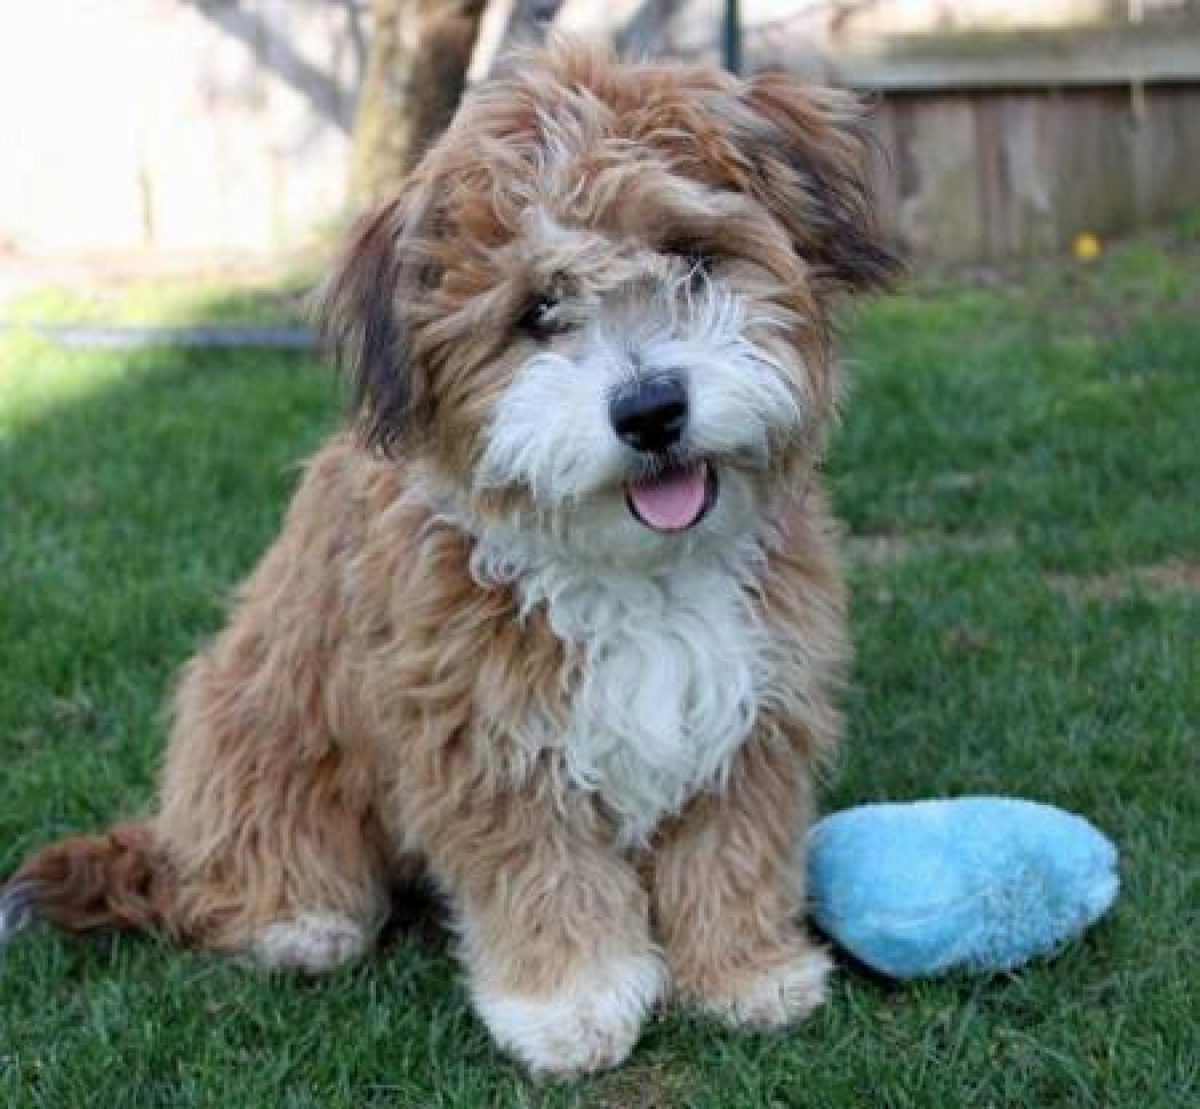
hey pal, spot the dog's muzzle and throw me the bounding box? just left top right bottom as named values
left=610, top=374, right=718, bottom=533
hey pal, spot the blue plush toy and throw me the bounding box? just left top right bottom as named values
left=806, top=797, right=1119, bottom=979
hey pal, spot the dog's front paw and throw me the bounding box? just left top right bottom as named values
left=473, top=951, right=667, bottom=1078
left=695, top=946, right=832, bottom=1029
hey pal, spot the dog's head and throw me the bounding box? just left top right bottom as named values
left=320, top=43, right=898, bottom=565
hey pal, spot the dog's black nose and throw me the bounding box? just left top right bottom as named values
left=610, top=376, right=688, bottom=453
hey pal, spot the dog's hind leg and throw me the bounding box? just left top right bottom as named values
left=150, top=643, right=392, bottom=974
left=5, top=442, right=394, bottom=971
left=8, top=668, right=392, bottom=976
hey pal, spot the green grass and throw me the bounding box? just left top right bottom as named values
left=2, top=233, right=1198, bottom=1107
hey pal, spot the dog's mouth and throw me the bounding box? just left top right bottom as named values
left=624, top=461, right=718, bottom=533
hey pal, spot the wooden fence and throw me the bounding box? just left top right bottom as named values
left=833, top=22, right=1200, bottom=260
left=548, top=1, right=1200, bottom=260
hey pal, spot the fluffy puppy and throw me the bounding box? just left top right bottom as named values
left=1, top=43, right=897, bottom=1076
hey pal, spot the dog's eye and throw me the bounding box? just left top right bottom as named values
left=664, top=240, right=717, bottom=281
left=519, top=294, right=564, bottom=339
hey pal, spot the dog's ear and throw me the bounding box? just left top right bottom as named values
left=727, top=74, right=902, bottom=291
left=316, top=193, right=436, bottom=454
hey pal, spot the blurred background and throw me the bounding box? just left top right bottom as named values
left=2, top=0, right=1199, bottom=270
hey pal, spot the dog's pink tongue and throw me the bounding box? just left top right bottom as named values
left=626, top=465, right=707, bottom=532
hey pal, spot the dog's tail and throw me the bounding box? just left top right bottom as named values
left=0, top=822, right=178, bottom=949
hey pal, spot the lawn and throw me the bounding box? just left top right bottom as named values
left=1, top=230, right=1197, bottom=1107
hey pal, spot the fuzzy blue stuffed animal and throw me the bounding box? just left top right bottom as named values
left=806, top=797, right=1119, bottom=979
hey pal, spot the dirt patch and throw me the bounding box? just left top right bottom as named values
left=1048, top=561, right=1200, bottom=600
left=586, top=1060, right=699, bottom=1109
left=846, top=530, right=1016, bottom=566
left=846, top=534, right=916, bottom=565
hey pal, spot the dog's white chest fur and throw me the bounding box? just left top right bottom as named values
left=518, top=556, right=769, bottom=845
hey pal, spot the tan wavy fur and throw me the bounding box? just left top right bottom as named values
left=2, top=41, right=897, bottom=1077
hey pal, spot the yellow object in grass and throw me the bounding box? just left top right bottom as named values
left=1074, top=232, right=1103, bottom=260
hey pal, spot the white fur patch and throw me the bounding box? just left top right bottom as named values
left=252, top=912, right=370, bottom=974
left=473, top=950, right=667, bottom=1077
left=699, top=947, right=832, bottom=1028
left=560, top=559, right=766, bottom=844
left=471, top=528, right=770, bottom=845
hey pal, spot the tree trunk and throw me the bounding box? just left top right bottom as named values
left=350, top=0, right=488, bottom=208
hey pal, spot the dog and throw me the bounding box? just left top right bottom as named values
left=0, top=42, right=897, bottom=1076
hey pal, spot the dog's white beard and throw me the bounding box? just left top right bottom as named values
left=476, top=285, right=803, bottom=518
